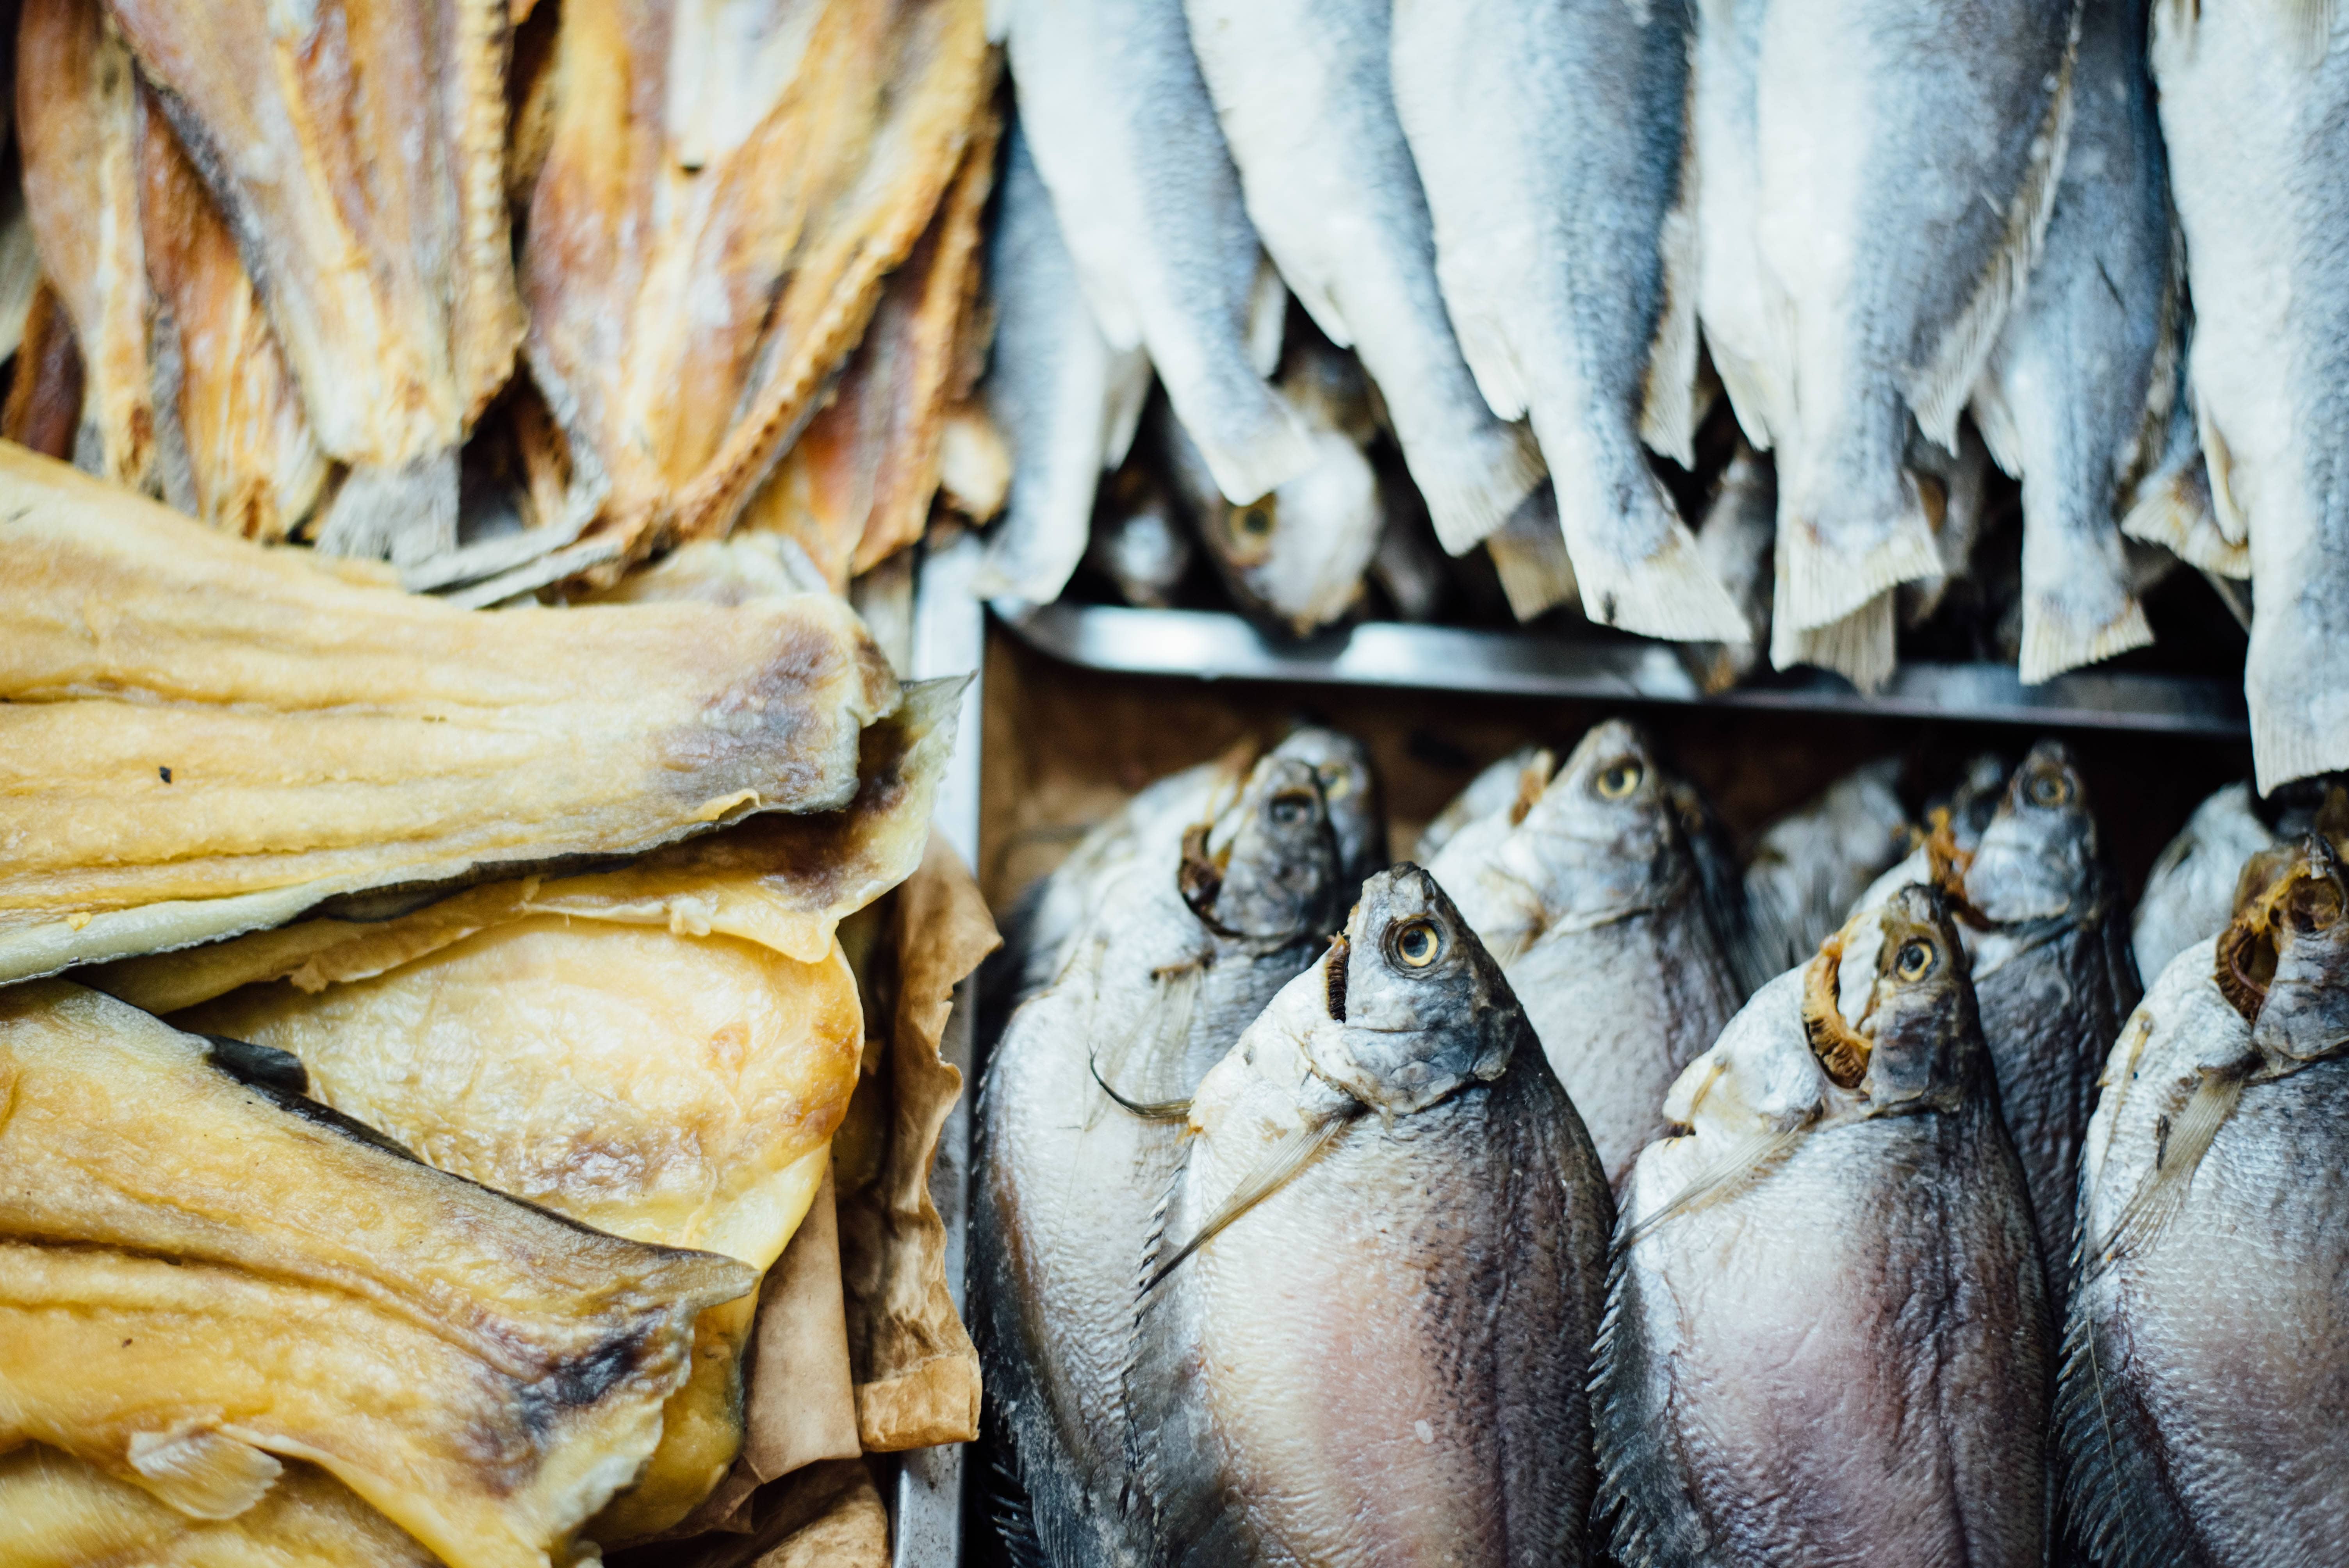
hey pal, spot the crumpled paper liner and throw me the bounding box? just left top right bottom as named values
left=640, top=1460, right=889, bottom=1568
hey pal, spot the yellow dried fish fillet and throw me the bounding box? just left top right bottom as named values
left=138, top=89, right=326, bottom=544
left=16, top=0, right=154, bottom=490
left=0, top=1446, right=437, bottom=1568
left=109, top=0, right=526, bottom=562
left=522, top=0, right=991, bottom=574
left=0, top=442, right=899, bottom=984
left=0, top=982, right=755, bottom=1568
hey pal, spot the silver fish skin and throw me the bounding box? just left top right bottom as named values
left=1390, top=0, right=1750, bottom=643
left=1972, top=0, right=2171, bottom=684
left=1004, top=0, right=1313, bottom=507
left=2120, top=366, right=2248, bottom=579
left=1163, top=347, right=1383, bottom=636
left=1740, top=754, right=1912, bottom=989
left=2151, top=2, right=2349, bottom=789
left=1682, top=442, right=1777, bottom=694
left=1428, top=720, right=1746, bottom=1188
left=1951, top=741, right=2139, bottom=1313
left=977, top=124, right=1155, bottom=607
left=2060, top=838, right=2349, bottom=1568
left=1756, top=0, right=2077, bottom=635
left=1413, top=745, right=1551, bottom=864
left=1130, top=864, right=1613, bottom=1566
left=1086, top=466, right=1195, bottom=608
left=1182, top=0, right=1544, bottom=554
left=1597, top=886, right=2052, bottom=1568
left=975, top=746, right=1365, bottom=1568
left=1692, top=0, right=1787, bottom=452
left=2132, top=780, right=2279, bottom=986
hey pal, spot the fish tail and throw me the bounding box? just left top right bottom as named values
left=2119, top=454, right=2248, bottom=578
left=312, top=451, right=461, bottom=566
left=2249, top=652, right=2349, bottom=795
left=1165, top=379, right=1316, bottom=509
left=2285, top=0, right=2343, bottom=60
left=2020, top=588, right=2153, bottom=686
left=1549, top=455, right=1748, bottom=641
left=1406, top=418, right=1547, bottom=557
left=2018, top=473, right=2153, bottom=685
left=1482, top=486, right=1579, bottom=622
left=1770, top=588, right=1896, bottom=693
left=1772, top=457, right=1944, bottom=634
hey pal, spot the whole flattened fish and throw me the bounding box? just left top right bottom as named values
left=1182, top=0, right=1543, bottom=555
left=1002, top=0, right=1313, bottom=508
left=2061, top=837, right=2349, bottom=1568
left=1754, top=0, right=2076, bottom=639
left=976, top=743, right=1372, bottom=1568
left=108, top=0, right=525, bottom=564
left=1391, top=0, right=1750, bottom=643
left=0, top=982, right=752, bottom=1568
left=2131, top=780, right=2282, bottom=989
left=16, top=0, right=154, bottom=492
left=1943, top=741, right=2140, bottom=1310
left=1971, top=0, right=2172, bottom=683
left=1428, top=721, right=1746, bottom=1188
left=1740, top=754, right=1912, bottom=988
left=1131, top=865, right=1613, bottom=1566
left=2151, top=1, right=2349, bottom=789
left=1164, top=342, right=1384, bottom=637
left=976, top=123, right=1153, bottom=606
left=1597, top=887, right=2051, bottom=1568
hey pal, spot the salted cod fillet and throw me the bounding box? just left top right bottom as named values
left=522, top=0, right=992, bottom=575
left=2150, top=0, right=2349, bottom=790
left=1972, top=0, right=2173, bottom=683
left=1754, top=0, right=2077, bottom=636
left=1183, top=0, right=1542, bottom=554
left=1000, top=0, right=1313, bottom=508
left=0, top=982, right=754, bottom=1568
left=1390, top=0, right=1747, bottom=642
left=16, top=0, right=155, bottom=492
left=91, top=685, right=955, bottom=1541
left=108, top=0, right=526, bottom=564
left=0, top=441, right=898, bottom=984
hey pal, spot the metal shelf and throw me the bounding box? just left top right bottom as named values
left=996, top=601, right=2250, bottom=739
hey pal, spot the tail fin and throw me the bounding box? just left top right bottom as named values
left=2120, top=454, right=2248, bottom=578
left=1406, top=418, right=1547, bottom=556
left=1772, top=588, right=1896, bottom=693
left=1483, top=487, right=1580, bottom=622
left=1773, top=458, right=1945, bottom=632
left=1556, top=464, right=1750, bottom=642
left=313, top=451, right=461, bottom=566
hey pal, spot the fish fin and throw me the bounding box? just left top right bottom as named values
left=1906, top=30, right=2077, bottom=451
left=313, top=453, right=461, bottom=566
left=2054, top=1227, right=2203, bottom=1568
left=2019, top=585, right=2153, bottom=686
left=1771, top=590, right=1896, bottom=693
left=1775, top=469, right=1946, bottom=634
left=1561, top=478, right=1751, bottom=642
left=1143, top=1112, right=1355, bottom=1293
left=2087, top=1067, right=2245, bottom=1273
left=1639, top=204, right=1702, bottom=469
left=1245, top=255, right=1287, bottom=380
left=1593, top=1215, right=1711, bottom=1568
left=2250, top=677, right=2349, bottom=795
left=126, top=1425, right=284, bottom=1521
left=2199, top=569, right=2253, bottom=633
left=2197, top=408, right=2251, bottom=547
left=2286, top=0, right=2342, bottom=59
left=1612, top=1124, right=1811, bottom=1258
left=1969, top=372, right=2026, bottom=483
left=980, top=1450, right=1055, bottom=1568
left=2119, top=453, right=2249, bottom=578
left=1412, top=420, right=1547, bottom=557
left=1088, top=1049, right=1191, bottom=1121
left=1101, top=348, right=1154, bottom=471
left=1483, top=488, right=1579, bottom=621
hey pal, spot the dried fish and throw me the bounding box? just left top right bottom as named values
left=1741, top=755, right=1912, bottom=987
left=2133, top=781, right=2285, bottom=991
left=1681, top=441, right=1777, bottom=693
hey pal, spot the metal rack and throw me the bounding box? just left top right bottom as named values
left=996, top=600, right=2250, bottom=738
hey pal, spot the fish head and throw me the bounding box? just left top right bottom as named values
left=1271, top=725, right=1386, bottom=886
left=1182, top=754, right=1346, bottom=946
left=1934, top=750, right=2017, bottom=858
left=1201, top=429, right=1381, bottom=637
left=1502, top=720, right=1693, bottom=924
left=1303, top=864, right=1522, bottom=1117
left=2220, top=834, right=2349, bottom=1065
left=1964, top=742, right=2101, bottom=923
left=1806, top=884, right=1979, bottom=1114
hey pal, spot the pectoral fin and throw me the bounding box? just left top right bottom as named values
left=126, top=1423, right=283, bottom=1521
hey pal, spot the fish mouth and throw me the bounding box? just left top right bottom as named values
left=1802, top=932, right=1871, bottom=1089
left=2217, top=834, right=2347, bottom=1023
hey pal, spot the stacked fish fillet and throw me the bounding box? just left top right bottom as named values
left=5, top=0, right=1006, bottom=624
left=979, top=0, right=2347, bottom=796
left=978, top=723, right=2349, bottom=1566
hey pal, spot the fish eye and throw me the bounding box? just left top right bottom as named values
left=1390, top=917, right=1444, bottom=969
left=1235, top=503, right=1276, bottom=540
left=2026, top=770, right=2071, bottom=809
left=1596, top=759, right=1643, bottom=800
left=1267, top=789, right=1317, bottom=828
left=1895, top=938, right=1937, bottom=982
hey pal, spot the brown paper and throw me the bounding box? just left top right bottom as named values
left=839, top=832, right=998, bottom=1450
left=742, top=1169, right=863, bottom=1481
left=611, top=1459, right=887, bottom=1568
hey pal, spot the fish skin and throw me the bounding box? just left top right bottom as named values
left=1003, top=0, right=1314, bottom=507
left=2150, top=1, right=2349, bottom=789
left=1692, top=0, right=1786, bottom=452
left=1183, top=0, right=1544, bottom=554
left=974, top=745, right=1368, bottom=1568
left=1681, top=441, right=1777, bottom=694
left=976, top=123, right=1154, bottom=606
left=1952, top=742, right=2140, bottom=1313
left=1972, top=0, right=2171, bottom=684
left=1428, top=720, right=1746, bottom=1188
left=1164, top=344, right=1383, bottom=638
left=2060, top=842, right=2349, bottom=1568
left=2121, top=381, right=2247, bottom=579
left=1130, top=864, right=1613, bottom=1566
left=17, top=0, right=155, bottom=493
left=1740, top=754, right=1912, bottom=989
left=110, top=0, right=525, bottom=564
left=2132, top=781, right=2283, bottom=987
left=1597, top=887, right=2052, bottom=1568
left=1086, top=464, right=1196, bottom=608
left=1756, top=0, right=2077, bottom=634
left=1392, top=0, right=1749, bottom=642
